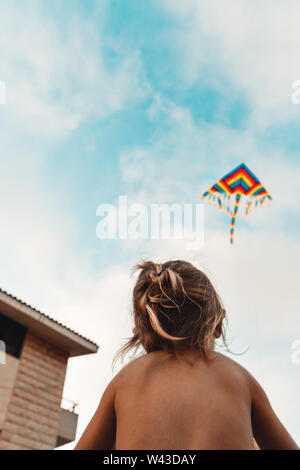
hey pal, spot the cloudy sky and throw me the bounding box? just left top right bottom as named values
left=0, top=0, right=299, bottom=448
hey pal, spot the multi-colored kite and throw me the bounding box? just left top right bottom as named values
left=202, top=163, right=272, bottom=244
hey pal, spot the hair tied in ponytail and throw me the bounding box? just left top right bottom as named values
left=113, top=259, right=228, bottom=365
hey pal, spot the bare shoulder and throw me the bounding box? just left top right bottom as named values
left=112, top=351, right=259, bottom=394
left=117, top=351, right=255, bottom=380
left=214, top=353, right=273, bottom=401
left=110, top=352, right=164, bottom=388
left=213, top=352, right=249, bottom=374
left=213, top=353, right=256, bottom=387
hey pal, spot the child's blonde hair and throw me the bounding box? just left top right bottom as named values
left=115, top=260, right=227, bottom=362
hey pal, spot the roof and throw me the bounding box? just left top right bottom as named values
left=0, top=289, right=99, bottom=358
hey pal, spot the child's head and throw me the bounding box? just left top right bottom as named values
left=117, top=260, right=227, bottom=361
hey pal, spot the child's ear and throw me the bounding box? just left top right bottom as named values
left=214, top=322, right=222, bottom=339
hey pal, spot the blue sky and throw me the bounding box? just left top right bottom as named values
left=0, top=0, right=300, bottom=448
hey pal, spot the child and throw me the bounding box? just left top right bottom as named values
left=75, top=260, right=298, bottom=450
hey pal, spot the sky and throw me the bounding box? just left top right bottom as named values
left=0, top=0, right=300, bottom=448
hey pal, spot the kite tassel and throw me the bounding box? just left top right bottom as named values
left=245, top=199, right=252, bottom=216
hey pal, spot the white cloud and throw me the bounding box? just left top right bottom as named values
left=0, top=1, right=149, bottom=137
left=159, top=0, right=300, bottom=127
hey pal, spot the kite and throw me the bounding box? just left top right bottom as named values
left=202, top=163, right=272, bottom=244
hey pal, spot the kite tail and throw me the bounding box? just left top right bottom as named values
left=230, top=194, right=241, bottom=244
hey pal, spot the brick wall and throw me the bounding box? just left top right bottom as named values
left=0, top=332, right=68, bottom=450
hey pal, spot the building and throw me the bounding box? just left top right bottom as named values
left=0, top=289, right=98, bottom=450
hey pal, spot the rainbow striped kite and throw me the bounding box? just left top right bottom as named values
left=202, top=163, right=272, bottom=244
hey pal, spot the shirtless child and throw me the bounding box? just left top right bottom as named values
left=75, top=260, right=298, bottom=450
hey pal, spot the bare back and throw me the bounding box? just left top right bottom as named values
left=114, top=351, right=254, bottom=450
left=75, top=351, right=298, bottom=450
